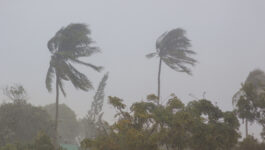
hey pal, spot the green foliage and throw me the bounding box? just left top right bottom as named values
left=187, top=99, right=223, bottom=121
left=0, top=101, right=54, bottom=146
left=79, top=73, right=109, bottom=139
left=0, top=132, right=56, bottom=150
left=0, top=144, right=17, bottom=150
left=108, top=96, right=126, bottom=110
left=33, top=132, right=55, bottom=150
left=233, top=70, right=265, bottom=119
left=81, top=94, right=240, bottom=150
left=232, top=69, right=265, bottom=138
left=185, top=99, right=240, bottom=150
left=234, top=136, right=265, bottom=150
left=43, top=103, right=79, bottom=144
left=146, top=28, right=197, bottom=101
left=45, top=23, right=102, bottom=146
left=245, top=69, right=265, bottom=93
left=2, top=84, right=28, bottom=103
left=235, top=85, right=257, bottom=123
left=146, top=94, right=159, bottom=104
left=46, top=23, right=102, bottom=94
left=89, top=73, right=109, bottom=120
left=146, top=28, right=197, bottom=75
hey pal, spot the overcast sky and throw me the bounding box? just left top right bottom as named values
left=1, top=0, right=265, bottom=138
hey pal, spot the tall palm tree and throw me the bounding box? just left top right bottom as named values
left=45, top=23, right=102, bottom=146
left=146, top=28, right=197, bottom=102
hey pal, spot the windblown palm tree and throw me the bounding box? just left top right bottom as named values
left=146, top=28, right=197, bottom=101
left=45, top=23, right=102, bottom=146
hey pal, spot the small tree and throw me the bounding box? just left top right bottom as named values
left=2, top=84, right=28, bottom=103
left=82, top=73, right=109, bottom=139
left=43, top=103, right=79, bottom=144
left=0, top=86, right=54, bottom=146
left=33, top=132, right=55, bottom=150
left=235, top=135, right=265, bottom=150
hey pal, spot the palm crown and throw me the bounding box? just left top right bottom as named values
left=147, top=28, right=196, bottom=74
left=46, top=23, right=102, bottom=96
left=233, top=69, right=265, bottom=104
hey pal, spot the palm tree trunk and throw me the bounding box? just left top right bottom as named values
left=55, top=75, right=60, bottom=149
left=158, top=58, right=162, bottom=104
left=245, top=119, right=248, bottom=138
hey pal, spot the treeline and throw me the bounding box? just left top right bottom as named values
left=80, top=93, right=265, bottom=150
left=0, top=72, right=109, bottom=149
left=1, top=22, right=265, bottom=150
left=2, top=78, right=265, bottom=150
left=82, top=95, right=239, bottom=150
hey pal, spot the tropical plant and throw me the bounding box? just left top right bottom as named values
left=87, top=73, right=109, bottom=123
left=146, top=28, right=196, bottom=101
left=79, top=73, right=109, bottom=140
left=45, top=23, right=102, bottom=145
left=232, top=69, right=265, bottom=137
left=43, top=103, right=79, bottom=144
left=234, top=135, right=265, bottom=150
left=2, top=84, right=28, bottom=103
left=33, top=132, right=55, bottom=150
left=0, top=132, right=57, bottom=150
left=81, top=95, right=239, bottom=150
left=0, top=100, right=54, bottom=146
left=245, top=69, right=265, bottom=93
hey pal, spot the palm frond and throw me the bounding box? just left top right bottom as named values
left=178, top=64, right=192, bottom=75
left=162, top=58, right=181, bottom=72
left=156, top=31, right=168, bottom=50
left=154, top=28, right=197, bottom=74
left=167, top=55, right=196, bottom=66
left=232, top=90, right=245, bottom=106
left=47, top=23, right=101, bottom=95
left=58, top=78, right=66, bottom=97
left=88, top=73, right=109, bottom=122
left=92, top=73, right=109, bottom=114
left=58, top=24, right=93, bottom=54
left=47, top=23, right=98, bottom=57
left=69, top=58, right=103, bottom=72
left=146, top=52, right=157, bottom=59
left=162, top=57, right=192, bottom=75
left=184, top=50, right=197, bottom=54
left=74, top=46, right=100, bottom=58
left=45, top=64, right=55, bottom=92
left=47, top=28, right=65, bottom=54
left=50, top=55, right=70, bottom=81
left=67, top=63, right=93, bottom=91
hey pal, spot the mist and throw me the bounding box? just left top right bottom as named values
left=1, top=0, right=265, bottom=149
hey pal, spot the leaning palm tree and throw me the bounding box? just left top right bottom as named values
left=146, top=28, right=197, bottom=102
left=45, top=23, right=102, bottom=146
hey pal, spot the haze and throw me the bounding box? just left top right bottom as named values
left=1, top=0, right=265, bottom=138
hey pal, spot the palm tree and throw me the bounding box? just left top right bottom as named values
left=146, top=28, right=197, bottom=102
left=45, top=23, right=102, bottom=146
left=232, top=69, right=265, bottom=138
left=245, top=69, right=265, bottom=94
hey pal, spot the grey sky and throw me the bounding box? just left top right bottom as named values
left=1, top=0, right=265, bottom=138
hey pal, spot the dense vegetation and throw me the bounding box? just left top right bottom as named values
left=1, top=23, right=265, bottom=150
